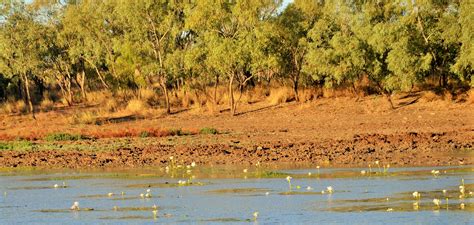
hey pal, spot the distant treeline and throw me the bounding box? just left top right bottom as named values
left=0, top=0, right=473, bottom=115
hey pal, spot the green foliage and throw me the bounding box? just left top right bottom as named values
left=44, top=133, right=85, bottom=142
left=0, top=0, right=472, bottom=112
left=199, top=127, right=218, bottom=135
left=0, top=140, right=34, bottom=151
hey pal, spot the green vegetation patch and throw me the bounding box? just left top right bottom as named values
left=44, top=133, right=86, bottom=142
left=199, top=127, right=218, bottom=135
left=0, top=140, right=34, bottom=151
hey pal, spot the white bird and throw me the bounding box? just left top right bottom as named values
left=433, top=198, right=441, bottom=207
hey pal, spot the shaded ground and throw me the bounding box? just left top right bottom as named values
left=0, top=95, right=473, bottom=168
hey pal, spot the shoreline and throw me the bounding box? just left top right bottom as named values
left=1, top=130, right=472, bottom=169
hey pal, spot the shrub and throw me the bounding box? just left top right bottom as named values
left=199, top=127, right=218, bottom=135
left=126, top=98, right=148, bottom=114
left=45, top=133, right=85, bottom=141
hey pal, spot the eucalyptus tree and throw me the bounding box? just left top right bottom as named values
left=304, top=1, right=366, bottom=91
left=187, top=0, right=281, bottom=115
left=113, top=0, right=188, bottom=114
left=453, top=0, right=474, bottom=86
left=60, top=0, right=115, bottom=100
left=279, top=0, right=321, bottom=101
left=0, top=2, right=47, bottom=117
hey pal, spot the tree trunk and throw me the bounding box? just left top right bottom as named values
left=77, top=70, right=87, bottom=101
left=293, top=73, right=299, bottom=102
left=23, top=73, right=35, bottom=119
left=160, top=78, right=171, bottom=114
left=229, top=73, right=235, bottom=116
left=384, top=92, right=395, bottom=109
left=214, top=75, right=219, bottom=104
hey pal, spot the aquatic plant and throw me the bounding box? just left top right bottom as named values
left=433, top=199, right=441, bottom=208
left=375, top=161, right=381, bottom=173
left=70, top=201, right=79, bottom=211
left=383, top=164, right=390, bottom=174
left=412, top=191, right=421, bottom=200
left=326, top=186, right=333, bottom=194
left=286, top=176, right=292, bottom=189
left=145, top=189, right=152, bottom=198
left=413, top=202, right=419, bottom=210
left=153, top=209, right=158, bottom=219
left=253, top=212, right=259, bottom=221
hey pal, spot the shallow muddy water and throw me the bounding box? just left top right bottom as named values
left=0, top=166, right=473, bottom=224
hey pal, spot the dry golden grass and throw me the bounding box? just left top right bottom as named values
left=1, top=100, right=27, bottom=114
left=240, top=86, right=269, bottom=104
left=298, top=88, right=320, bottom=102
left=467, top=89, right=474, bottom=104
left=139, top=88, right=157, bottom=103
left=268, top=87, right=294, bottom=105
left=87, top=91, right=111, bottom=104
left=70, top=111, right=97, bottom=124
left=40, top=99, right=54, bottom=112
left=442, top=90, right=453, bottom=101
left=126, top=98, right=148, bottom=114
left=420, top=91, right=441, bottom=102
left=103, top=98, right=119, bottom=112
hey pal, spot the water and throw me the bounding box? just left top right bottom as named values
left=0, top=166, right=473, bottom=224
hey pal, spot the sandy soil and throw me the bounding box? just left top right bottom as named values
left=0, top=95, right=473, bottom=168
